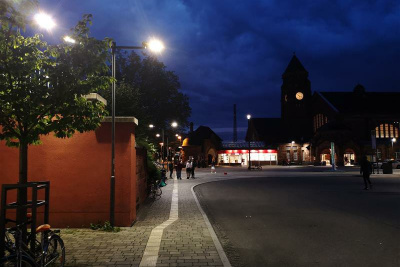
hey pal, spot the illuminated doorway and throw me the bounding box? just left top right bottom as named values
left=344, top=149, right=355, bottom=166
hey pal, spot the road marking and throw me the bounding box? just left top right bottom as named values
left=191, top=185, right=232, bottom=267
left=139, top=181, right=178, bottom=267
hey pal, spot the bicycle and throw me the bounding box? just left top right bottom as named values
left=1, top=220, right=37, bottom=266
left=1, top=218, right=65, bottom=267
left=149, top=180, right=162, bottom=199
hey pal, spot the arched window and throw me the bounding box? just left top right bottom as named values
left=375, top=123, right=399, bottom=138
left=313, top=114, right=328, bottom=132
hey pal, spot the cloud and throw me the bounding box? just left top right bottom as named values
left=38, top=0, right=400, bottom=140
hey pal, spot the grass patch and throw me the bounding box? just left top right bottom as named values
left=90, top=221, right=121, bottom=232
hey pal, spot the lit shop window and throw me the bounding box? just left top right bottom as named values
left=375, top=123, right=399, bottom=138
left=313, top=114, right=328, bottom=132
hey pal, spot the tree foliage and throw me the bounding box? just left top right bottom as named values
left=103, top=51, right=191, bottom=141
left=0, top=12, right=112, bottom=148
left=0, top=0, right=112, bottom=193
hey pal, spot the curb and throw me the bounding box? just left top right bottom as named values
left=191, top=184, right=232, bottom=267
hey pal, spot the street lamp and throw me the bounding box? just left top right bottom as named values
left=247, top=114, right=251, bottom=170
left=34, top=12, right=56, bottom=31
left=110, top=39, right=165, bottom=227
left=291, top=141, right=295, bottom=165
left=63, top=36, right=76, bottom=44
left=148, top=121, right=178, bottom=168
left=392, top=138, right=397, bottom=159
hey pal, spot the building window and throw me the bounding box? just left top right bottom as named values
left=375, top=123, right=399, bottom=138
left=313, top=114, right=328, bottom=132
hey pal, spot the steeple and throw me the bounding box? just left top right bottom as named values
left=282, top=54, right=308, bottom=77
left=280, top=54, right=312, bottom=140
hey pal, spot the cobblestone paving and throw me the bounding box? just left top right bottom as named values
left=61, top=166, right=369, bottom=266
left=62, top=169, right=224, bottom=267
left=157, top=178, right=223, bottom=267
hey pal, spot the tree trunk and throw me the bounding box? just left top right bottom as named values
left=16, top=141, right=28, bottom=236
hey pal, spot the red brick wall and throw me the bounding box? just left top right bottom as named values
left=136, top=147, right=148, bottom=212
left=0, top=121, right=137, bottom=227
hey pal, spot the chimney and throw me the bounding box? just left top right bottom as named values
left=233, top=104, right=237, bottom=142
left=190, top=122, right=194, bottom=133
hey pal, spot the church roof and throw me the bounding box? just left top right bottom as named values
left=319, top=91, right=400, bottom=115
left=283, top=54, right=308, bottom=75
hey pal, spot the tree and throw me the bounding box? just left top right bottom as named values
left=103, top=51, right=191, bottom=142
left=0, top=2, right=112, bottom=224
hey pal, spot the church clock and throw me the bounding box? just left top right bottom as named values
left=296, top=92, right=304, bottom=100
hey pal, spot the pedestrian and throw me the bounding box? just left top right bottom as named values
left=360, top=156, right=372, bottom=190
left=186, top=159, right=192, bottom=179
left=191, top=159, right=196, bottom=178
left=211, top=158, right=216, bottom=173
left=176, top=160, right=183, bottom=180
left=168, top=161, right=174, bottom=178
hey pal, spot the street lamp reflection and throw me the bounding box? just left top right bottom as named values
left=63, top=36, right=76, bottom=44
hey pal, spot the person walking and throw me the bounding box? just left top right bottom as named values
left=168, top=161, right=174, bottom=179
left=360, top=156, right=372, bottom=190
left=176, top=160, right=183, bottom=180
left=186, top=159, right=192, bottom=179
left=191, top=159, right=197, bottom=178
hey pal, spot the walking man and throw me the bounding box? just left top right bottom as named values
left=168, top=161, right=174, bottom=179
left=191, top=158, right=196, bottom=178
left=176, top=160, right=183, bottom=180
left=360, top=156, right=372, bottom=190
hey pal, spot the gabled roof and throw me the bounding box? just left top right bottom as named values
left=319, top=91, right=400, bottom=115
left=194, top=126, right=222, bottom=141
left=183, top=126, right=222, bottom=146
left=283, top=54, right=308, bottom=75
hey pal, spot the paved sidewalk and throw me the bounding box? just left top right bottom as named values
left=63, top=169, right=226, bottom=267
left=62, top=166, right=400, bottom=266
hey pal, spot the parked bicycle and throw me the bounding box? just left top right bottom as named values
left=251, top=165, right=263, bottom=170
left=149, top=179, right=162, bottom=199
left=1, top=217, right=65, bottom=267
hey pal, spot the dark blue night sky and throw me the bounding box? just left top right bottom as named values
left=39, top=0, right=400, bottom=141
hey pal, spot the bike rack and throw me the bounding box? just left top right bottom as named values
left=0, top=181, right=50, bottom=258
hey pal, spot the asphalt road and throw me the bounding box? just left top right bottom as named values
left=194, top=170, right=400, bottom=267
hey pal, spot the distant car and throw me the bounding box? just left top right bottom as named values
left=388, top=160, right=400, bottom=169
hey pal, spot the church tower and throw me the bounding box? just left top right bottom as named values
left=281, top=54, right=312, bottom=140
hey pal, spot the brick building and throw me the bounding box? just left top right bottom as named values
left=246, top=55, right=400, bottom=166
left=181, top=123, right=222, bottom=164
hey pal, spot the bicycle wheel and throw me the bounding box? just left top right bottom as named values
left=155, top=186, right=162, bottom=197
left=1, top=254, right=36, bottom=267
left=44, top=235, right=65, bottom=267
left=4, top=232, right=16, bottom=255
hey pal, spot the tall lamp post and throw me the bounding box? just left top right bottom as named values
left=392, top=138, right=396, bottom=159
left=110, top=39, right=164, bottom=227
left=291, top=141, right=295, bottom=165
left=247, top=114, right=251, bottom=170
